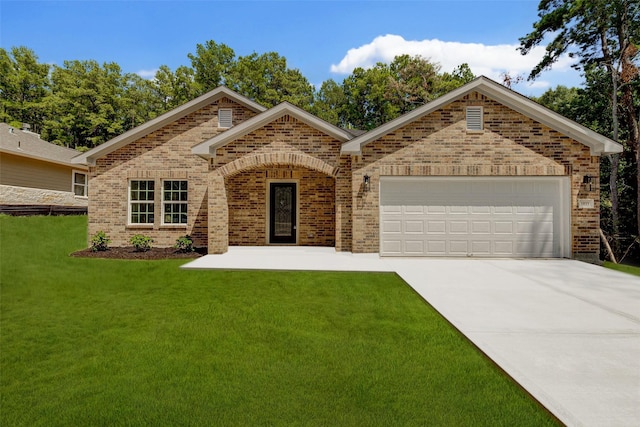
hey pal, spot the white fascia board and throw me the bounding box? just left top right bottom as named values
left=192, top=102, right=353, bottom=158
left=73, top=87, right=267, bottom=165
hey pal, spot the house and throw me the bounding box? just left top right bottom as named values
left=0, top=123, right=89, bottom=213
left=73, top=76, right=622, bottom=263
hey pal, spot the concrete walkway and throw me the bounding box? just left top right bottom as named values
left=183, top=248, right=640, bottom=427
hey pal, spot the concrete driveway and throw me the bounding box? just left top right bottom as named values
left=183, top=249, right=640, bottom=426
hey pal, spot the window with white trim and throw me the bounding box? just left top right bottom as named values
left=466, top=106, right=483, bottom=130
left=162, top=180, right=188, bottom=225
left=129, top=180, right=155, bottom=224
left=218, top=108, right=233, bottom=128
left=73, top=171, right=88, bottom=197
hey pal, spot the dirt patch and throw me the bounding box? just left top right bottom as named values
left=71, top=246, right=206, bottom=260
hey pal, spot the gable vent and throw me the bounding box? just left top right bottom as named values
left=219, top=108, right=233, bottom=128
left=466, top=106, right=483, bottom=130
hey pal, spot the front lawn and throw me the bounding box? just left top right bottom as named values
left=0, top=215, right=557, bottom=426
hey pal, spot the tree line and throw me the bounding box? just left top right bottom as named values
left=0, top=42, right=474, bottom=150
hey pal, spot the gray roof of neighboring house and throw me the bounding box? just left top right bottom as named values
left=0, top=123, right=88, bottom=169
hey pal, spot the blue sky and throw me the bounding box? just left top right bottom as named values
left=1, top=0, right=582, bottom=96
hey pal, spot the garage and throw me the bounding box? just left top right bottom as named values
left=380, top=177, right=570, bottom=258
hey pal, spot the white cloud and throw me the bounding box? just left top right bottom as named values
left=136, top=69, right=158, bottom=79
left=330, top=34, right=576, bottom=85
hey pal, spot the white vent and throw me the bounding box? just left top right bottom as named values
left=218, top=109, right=233, bottom=128
left=466, top=106, right=483, bottom=130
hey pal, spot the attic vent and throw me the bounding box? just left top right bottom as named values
left=218, top=108, right=233, bottom=128
left=466, top=106, right=483, bottom=130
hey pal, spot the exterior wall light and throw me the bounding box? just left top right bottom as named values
left=363, top=174, right=370, bottom=192
left=583, top=175, right=594, bottom=191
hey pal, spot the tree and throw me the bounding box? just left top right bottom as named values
left=520, top=0, right=640, bottom=257
left=152, top=65, right=198, bottom=112
left=187, top=40, right=235, bottom=94
left=0, top=46, right=50, bottom=132
left=44, top=60, right=128, bottom=148
left=311, top=79, right=346, bottom=126
left=226, top=52, right=314, bottom=108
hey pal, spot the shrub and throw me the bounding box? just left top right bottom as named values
left=174, top=235, right=194, bottom=253
left=90, top=231, right=110, bottom=252
left=130, top=234, right=153, bottom=252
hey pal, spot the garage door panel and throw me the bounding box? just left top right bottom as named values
left=471, top=241, right=491, bottom=255
left=471, top=221, right=491, bottom=234
left=449, top=221, right=469, bottom=233
left=382, top=219, right=402, bottom=233
left=427, top=240, right=446, bottom=254
left=380, top=178, right=565, bottom=258
left=494, top=221, right=514, bottom=234
left=381, top=240, right=402, bottom=254
left=449, top=240, right=469, bottom=254
left=427, top=220, right=446, bottom=233
left=404, top=240, right=425, bottom=254
left=405, top=220, right=424, bottom=233
left=494, top=241, right=515, bottom=254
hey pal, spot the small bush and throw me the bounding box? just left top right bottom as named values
left=90, top=231, right=110, bottom=252
left=130, top=234, right=153, bottom=252
left=174, top=235, right=194, bottom=253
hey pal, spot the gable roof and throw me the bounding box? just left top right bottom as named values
left=341, top=76, right=623, bottom=156
left=192, top=101, right=354, bottom=158
left=0, top=123, right=87, bottom=169
left=72, top=86, right=267, bottom=165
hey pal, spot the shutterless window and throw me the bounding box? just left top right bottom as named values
left=129, top=180, right=155, bottom=224
left=466, top=106, right=483, bottom=130
left=218, top=108, right=233, bottom=128
left=163, top=180, right=188, bottom=224
left=73, top=171, right=88, bottom=197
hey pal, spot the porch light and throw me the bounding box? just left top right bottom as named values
left=583, top=175, right=594, bottom=191
left=363, top=174, right=370, bottom=192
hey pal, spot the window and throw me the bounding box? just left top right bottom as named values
left=73, top=171, right=88, bottom=197
left=129, top=180, right=155, bottom=224
left=162, top=180, right=188, bottom=225
left=218, top=108, right=233, bottom=128
left=466, top=106, right=483, bottom=130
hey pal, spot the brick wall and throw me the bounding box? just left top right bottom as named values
left=89, top=99, right=258, bottom=248
left=352, top=92, right=599, bottom=260
left=225, top=166, right=335, bottom=247
left=208, top=115, right=347, bottom=253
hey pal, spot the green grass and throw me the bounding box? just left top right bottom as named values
left=1, top=215, right=557, bottom=426
left=603, top=261, right=640, bottom=277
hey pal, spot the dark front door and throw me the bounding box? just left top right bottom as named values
left=269, top=182, right=297, bottom=244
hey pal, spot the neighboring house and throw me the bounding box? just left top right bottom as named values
left=0, top=123, right=88, bottom=213
left=73, top=77, right=622, bottom=262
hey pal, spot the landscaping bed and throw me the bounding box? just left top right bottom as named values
left=71, top=246, right=206, bottom=260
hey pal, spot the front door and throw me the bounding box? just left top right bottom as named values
left=269, top=182, right=297, bottom=244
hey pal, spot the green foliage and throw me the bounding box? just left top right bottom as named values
left=174, top=235, right=194, bottom=253
left=226, top=51, right=315, bottom=108
left=130, top=234, right=153, bottom=252
left=188, top=40, right=235, bottom=93
left=1, top=215, right=558, bottom=426
left=0, top=46, right=50, bottom=131
left=90, top=230, right=110, bottom=252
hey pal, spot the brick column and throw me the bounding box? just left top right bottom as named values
left=208, top=173, right=229, bottom=254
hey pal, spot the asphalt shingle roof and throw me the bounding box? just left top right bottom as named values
left=0, top=123, right=86, bottom=167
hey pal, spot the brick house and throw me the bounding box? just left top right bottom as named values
left=73, top=76, right=622, bottom=262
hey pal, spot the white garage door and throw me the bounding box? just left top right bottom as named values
left=380, top=177, right=569, bottom=258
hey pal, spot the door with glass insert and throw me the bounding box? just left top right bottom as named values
left=269, top=183, right=296, bottom=244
